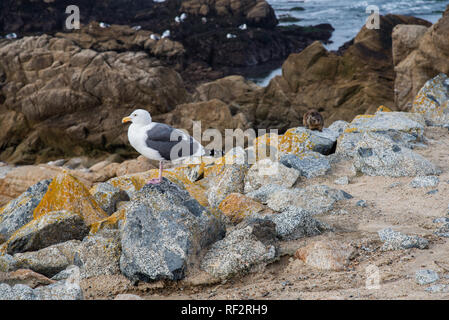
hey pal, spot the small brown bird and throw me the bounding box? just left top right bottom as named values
left=303, top=109, right=324, bottom=132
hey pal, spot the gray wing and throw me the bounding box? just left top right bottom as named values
left=145, top=123, right=201, bottom=161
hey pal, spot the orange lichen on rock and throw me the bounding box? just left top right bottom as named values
left=376, top=105, right=392, bottom=112
left=33, top=172, right=108, bottom=226
left=90, top=208, right=125, bottom=234
left=218, top=193, right=272, bottom=224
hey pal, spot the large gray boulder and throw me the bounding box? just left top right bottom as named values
left=120, top=179, right=225, bottom=282
left=0, top=179, right=51, bottom=240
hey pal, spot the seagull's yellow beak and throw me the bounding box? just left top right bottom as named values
left=122, top=116, right=132, bottom=124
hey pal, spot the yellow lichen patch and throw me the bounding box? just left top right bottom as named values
left=343, top=127, right=358, bottom=134
left=33, top=172, right=108, bottom=226
left=376, top=105, right=392, bottom=112
left=218, top=193, right=271, bottom=224
left=353, top=114, right=375, bottom=120
left=90, top=208, right=125, bottom=234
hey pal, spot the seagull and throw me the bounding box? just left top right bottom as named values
left=226, top=33, right=236, bottom=39
left=132, top=25, right=142, bottom=31
left=150, top=34, right=160, bottom=40
left=122, top=109, right=205, bottom=184
left=201, top=17, right=207, bottom=24
left=99, top=22, right=110, bottom=28
left=180, top=13, right=187, bottom=21
left=5, top=33, right=17, bottom=39
left=175, top=16, right=181, bottom=23
left=239, top=24, right=247, bottom=30
left=161, top=30, right=170, bottom=38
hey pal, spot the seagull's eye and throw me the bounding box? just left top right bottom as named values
left=133, top=114, right=137, bottom=117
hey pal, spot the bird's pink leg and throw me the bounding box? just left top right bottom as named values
left=146, top=161, right=163, bottom=185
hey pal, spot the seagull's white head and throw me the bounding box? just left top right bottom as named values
left=122, top=109, right=152, bottom=126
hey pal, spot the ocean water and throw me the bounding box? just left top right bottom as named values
left=251, top=0, right=448, bottom=86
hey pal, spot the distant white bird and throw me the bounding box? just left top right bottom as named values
left=132, top=25, right=142, bottom=31
left=161, top=30, right=170, bottom=38
left=201, top=17, right=207, bottom=24
left=226, top=33, right=237, bottom=39
left=180, top=13, right=187, bottom=21
left=122, top=109, right=205, bottom=184
left=150, top=34, right=160, bottom=40
left=99, top=22, right=110, bottom=28
left=175, top=16, right=181, bottom=23
left=239, top=23, right=247, bottom=30
left=5, top=33, right=17, bottom=39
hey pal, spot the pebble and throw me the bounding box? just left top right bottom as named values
left=415, top=269, right=439, bottom=285
left=334, top=176, right=349, bottom=185
left=356, top=200, right=367, bottom=208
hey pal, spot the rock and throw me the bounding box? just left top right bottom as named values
left=410, top=176, right=440, bottom=188
left=89, top=183, right=130, bottom=215
left=328, top=120, right=349, bottom=136
left=114, top=294, right=143, bottom=300
left=425, top=284, right=449, bottom=293
left=244, top=159, right=300, bottom=193
left=415, top=269, right=439, bottom=285
left=245, top=184, right=285, bottom=204
left=295, top=240, right=355, bottom=271
left=266, top=185, right=352, bottom=214
left=280, top=152, right=331, bottom=179
left=378, top=227, right=429, bottom=251
left=344, top=112, right=425, bottom=138
left=2, top=210, right=88, bottom=255
left=395, top=6, right=449, bottom=110
left=356, top=200, right=367, bottom=208
left=207, top=163, right=247, bottom=208
left=0, top=254, right=18, bottom=272
left=200, top=219, right=277, bottom=279
left=259, top=207, right=331, bottom=241
left=75, top=230, right=121, bottom=279
left=13, top=240, right=82, bottom=277
left=33, top=172, right=108, bottom=226
left=351, top=132, right=440, bottom=177
left=0, top=179, right=50, bottom=240
left=51, top=265, right=79, bottom=281
left=392, top=24, right=429, bottom=66
left=193, top=75, right=260, bottom=104
left=256, top=127, right=337, bottom=159
left=120, top=179, right=225, bottom=281
left=218, top=193, right=273, bottom=224
left=412, top=74, right=449, bottom=126
left=0, top=269, right=55, bottom=288
left=334, top=176, right=349, bottom=185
